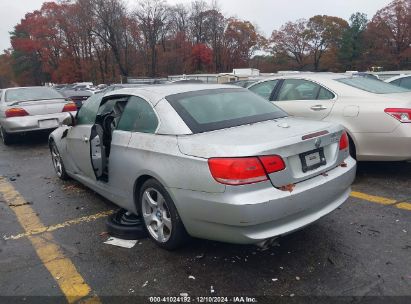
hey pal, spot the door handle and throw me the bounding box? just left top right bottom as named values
left=310, top=105, right=328, bottom=111
left=82, top=136, right=89, bottom=143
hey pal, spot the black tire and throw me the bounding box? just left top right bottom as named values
left=106, top=209, right=148, bottom=240
left=1, top=127, right=13, bottom=145
left=348, top=135, right=356, bottom=160
left=139, top=179, right=189, bottom=250
left=49, top=140, right=69, bottom=180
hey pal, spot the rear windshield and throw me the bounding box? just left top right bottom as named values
left=5, top=87, right=64, bottom=103
left=337, top=77, right=411, bottom=94
left=166, top=88, right=287, bottom=133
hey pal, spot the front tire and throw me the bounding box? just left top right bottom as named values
left=1, top=127, right=13, bottom=145
left=139, top=179, right=189, bottom=250
left=50, top=141, right=69, bottom=180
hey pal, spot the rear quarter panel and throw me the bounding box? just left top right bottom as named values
left=108, top=132, right=225, bottom=213
left=326, top=95, right=401, bottom=134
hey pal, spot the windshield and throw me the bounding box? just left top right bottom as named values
left=166, top=88, right=288, bottom=133
left=5, top=87, right=64, bottom=103
left=337, top=77, right=411, bottom=94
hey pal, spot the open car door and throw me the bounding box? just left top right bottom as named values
left=65, top=124, right=97, bottom=180
left=90, top=124, right=106, bottom=180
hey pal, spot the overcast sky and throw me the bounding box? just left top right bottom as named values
left=0, top=0, right=392, bottom=53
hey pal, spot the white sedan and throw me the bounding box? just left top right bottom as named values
left=248, top=74, right=411, bottom=161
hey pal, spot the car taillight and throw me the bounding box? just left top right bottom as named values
left=384, top=108, right=411, bottom=123
left=5, top=108, right=29, bottom=118
left=208, top=155, right=285, bottom=186
left=339, top=131, right=349, bottom=151
left=259, top=155, right=286, bottom=173
left=62, top=102, right=77, bottom=112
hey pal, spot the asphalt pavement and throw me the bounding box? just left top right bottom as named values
left=0, top=132, right=410, bottom=303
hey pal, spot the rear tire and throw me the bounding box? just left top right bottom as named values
left=139, top=179, right=189, bottom=250
left=348, top=135, right=356, bottom=160
left=50, top=141, right=69, bottom=180
left=1, top=127, right=12, bottom=145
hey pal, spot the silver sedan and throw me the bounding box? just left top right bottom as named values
left=248, top=74, right=411, bottom=161
left=49, top=84, right=356, bottom=250
left=0, top=86, right=77, bottom=144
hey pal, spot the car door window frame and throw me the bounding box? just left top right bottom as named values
left=75, top=94, right=104, bottom=125
left=249, top=80, right=282, bottom=101
left=274, top=79, right=336, bottom=101
left=115, top=95, right=160, bottom=134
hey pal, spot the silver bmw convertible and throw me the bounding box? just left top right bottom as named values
left=49, top=84, right=356, bottom=250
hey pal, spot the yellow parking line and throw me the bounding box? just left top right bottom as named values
left=3, top=210, right=115, bottom=241
left=0, top=177, right=98, bottom=303
left=396, top=202, right=411, bottom=211
left=350, top=191, right=397, bottom=205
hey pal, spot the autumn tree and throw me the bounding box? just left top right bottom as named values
left=191, top=43, right=212, bottom=72
left=306, top=15, right=349, bottom=71
left=365, top=0, right=411, bottom=69
left=269, top=20, right=311, bottom=70
left=189, top=0, right=208, bottom=44
left=202, top=7, right=226, bottom=72
left=223, top=19, right=261, bottom=71
left=134, top=0, right=169, bottom=77
left=0, top=52, right=15, bottom=88
left=10, top=9, right=50, bottom=85
left=89, top=0, right=132, bottom=77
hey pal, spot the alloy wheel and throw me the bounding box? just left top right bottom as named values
left=141, top=188, right=172, bottom=243
left=51, top=144, right=63, bottom=177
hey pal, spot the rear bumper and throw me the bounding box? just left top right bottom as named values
left=355, top=124, right=411, bottom=161
left=169, top=156, right=356, bottom=244
left=0, top=112, right=76, bottom=134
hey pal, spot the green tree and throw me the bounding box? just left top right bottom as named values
left=339, top=12, right=368, bottom=70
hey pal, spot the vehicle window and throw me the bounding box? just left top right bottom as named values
left=390, top=79, right=402, bottom=86
left=5, top=87, right=64, bottom=103
left=166, top=88, right=287, bottom=134
left=337, top=77, right=411, bottom=93
left=248, top=80, right=279, bottom=100
left=76, top=93, right=103, bottom=125
left=277, top=79, right=331, bottom=101
left=399, top=77, right=411, bottom=89
left=117, top=96, right=158, bottom=133
left=318, top=87, right=335, bottom=100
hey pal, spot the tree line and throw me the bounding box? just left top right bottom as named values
left=0, top=0, right=410, bottom=87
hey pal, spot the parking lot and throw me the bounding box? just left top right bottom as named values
left=0, top=132, right=410, bottom=303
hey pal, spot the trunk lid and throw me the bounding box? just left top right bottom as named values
left=9, top=99, right=67, bottom=115
left=177, top=117, right=347, bottom=187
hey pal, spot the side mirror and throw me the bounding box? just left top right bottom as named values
left=62, top=112, right=76, bottom=126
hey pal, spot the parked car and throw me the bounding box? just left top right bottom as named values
left=385, top=74, right=411, bottom=90
left=0, top=86, right=77, bottom=145
left=345, top=71, right=380, bottom=80
left=227, top=79, right=259, bottom=88
left=95, top=83, right=149, bottom=95
left=60, top=89, right=93, bottom=109
left=248, top=74, right=411, bottom=161
left=49, top=84, right=356, bottom=249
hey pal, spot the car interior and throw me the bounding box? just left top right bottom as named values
left=90, top=96, right=129, bottom=182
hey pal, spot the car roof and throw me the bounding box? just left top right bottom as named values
left=105, top=84, right=242, bottom=105
left=385, top=74, right=411, bottom=82
left=5, top=86, right=52, bottom=90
